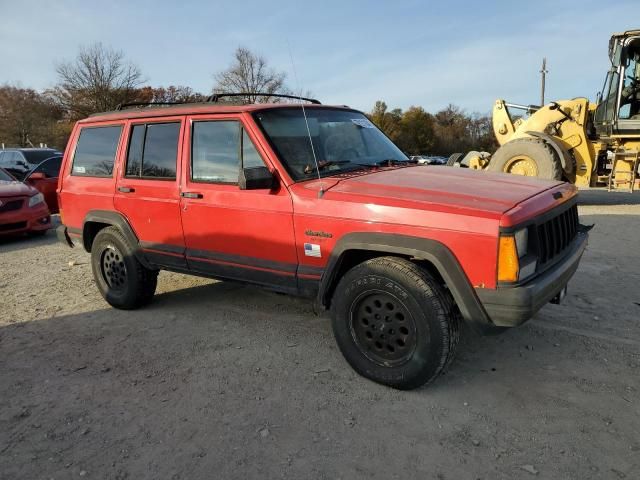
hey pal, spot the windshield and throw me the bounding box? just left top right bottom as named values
left=253, top=108, right=409, bottom=181
left=0, top=168, right=15, bottom=181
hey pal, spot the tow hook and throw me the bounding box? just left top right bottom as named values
left=550, top=286, right=568, bottom=305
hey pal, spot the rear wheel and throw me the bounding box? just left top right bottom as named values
left=90, top=226, right=158, bottom=309
left=331, top=257, right=460, bottom=390
left=488, top=138, right=562, bottom=180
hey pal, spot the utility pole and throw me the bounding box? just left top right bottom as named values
left=540, top=57, right=548, bottom=106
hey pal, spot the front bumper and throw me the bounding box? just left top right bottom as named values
left=0, top=203, right=51, bottom=235
left=476, top=231, right=588, bottom=327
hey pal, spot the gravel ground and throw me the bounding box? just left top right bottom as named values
left=1, top=199, right=639, bottom=480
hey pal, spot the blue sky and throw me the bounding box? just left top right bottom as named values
left=2, top=0, right=639, bottom=114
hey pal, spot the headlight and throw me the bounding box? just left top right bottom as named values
left=28, top=193, right=44, bottom=207
left=514, top=228, right=528, bottom=258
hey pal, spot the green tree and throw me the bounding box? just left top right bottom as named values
left=369, top=101, right=403, bottom=142
left=395, top=106, right=435, bottom=154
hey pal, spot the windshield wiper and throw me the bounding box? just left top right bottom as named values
left=304, top=160, right=354, bottom=174
left=369, top=159, right=415, bottom=167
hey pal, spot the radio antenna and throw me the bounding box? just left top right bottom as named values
left=287, top=40, right=324, bottom=198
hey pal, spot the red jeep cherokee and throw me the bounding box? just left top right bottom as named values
left=56, top=96, right=588, bottom=389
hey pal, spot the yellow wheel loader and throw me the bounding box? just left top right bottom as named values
left=449, top=29, right=640, bottom=191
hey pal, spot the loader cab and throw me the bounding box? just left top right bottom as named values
left=594, top=32, right=640, bottom=136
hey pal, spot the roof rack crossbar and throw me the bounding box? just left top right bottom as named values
left=207, top=92, right=321, bottom=104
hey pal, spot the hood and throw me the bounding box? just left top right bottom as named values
left=0, top=180, right=38, bottom=198
left=323, top=166, right=563, bottom=217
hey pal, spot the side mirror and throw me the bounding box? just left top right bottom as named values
left=239, top=166, right=275, bottom=190
left=27, top=172, right=46, bottom=180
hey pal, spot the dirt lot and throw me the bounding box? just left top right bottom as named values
left=1, top=197, right=639, bottom=480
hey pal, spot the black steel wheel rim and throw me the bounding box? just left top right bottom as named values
left=349, top=290, right=417, bottom=367
left=101, top=245, right=127, bottom=291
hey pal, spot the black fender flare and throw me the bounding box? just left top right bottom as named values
left=82, top=210, right=152, bottom=269
left=317, top=232, right=494, bottom=333
left=525, top=131, right=575, bottom=177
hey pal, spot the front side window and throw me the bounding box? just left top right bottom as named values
left=253, top=108, right=409, bottom=181
left=32, top=156, right=62, bottom=178
left=125, top=122, right=180, bottom=179
left=191, top=121, right=265, bottom=183
left=72, top=126, right=122, bottom=176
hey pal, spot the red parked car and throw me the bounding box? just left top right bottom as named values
left=56, top=94, right=588, bottom=389
left=23, top=155, right=62, bottom=213
left=0, top=168, right=51, bottom=236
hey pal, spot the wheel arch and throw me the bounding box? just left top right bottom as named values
left=81, top=210, right=151, bottom=268
left=318, top=233, right=492, bottom=332
left=82, top=210, right=137, bottom=251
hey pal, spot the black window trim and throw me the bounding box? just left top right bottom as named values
left=70, top=124, right=124, bottom=178
left=190, top=119, right=266, bottom=186
left=124, top=120, right=181, bottom=182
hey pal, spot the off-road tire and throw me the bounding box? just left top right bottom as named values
left=487, top=138, right=562, bottom=180
left=330, top=256, right=460, bottom=390
left=446, top=152, right=465, bottom=167
left=90, top=226, right=158, bottom=310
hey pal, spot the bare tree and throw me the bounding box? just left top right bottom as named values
left=50, top=43, right=144, bottom=118
left=213, top=47, right=288, bottom=103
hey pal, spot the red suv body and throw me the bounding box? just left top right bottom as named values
left=56, top=100, right=588, bottom=389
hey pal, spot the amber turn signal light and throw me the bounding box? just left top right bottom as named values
left=498, top=236, right=519, bottom=283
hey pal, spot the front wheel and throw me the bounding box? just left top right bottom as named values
left=331, top=257, right=460, bottom=390
left=90, top=226, right=158, bottom=309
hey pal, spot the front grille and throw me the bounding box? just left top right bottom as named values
left=0, top=199, right=23, bottom=213
left=0, top=221, right=27, bottom=232
left=535, top=204, right=579, bottom=266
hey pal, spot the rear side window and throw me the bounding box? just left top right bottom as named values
left=72, top=126, right=122, bottom=177
left=125, top=122, right=180, bottom=179
left=191, top=121, right=264, bottom=183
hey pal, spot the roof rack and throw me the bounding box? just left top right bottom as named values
left=114, top=92, right=321, bottom=112
left=115, top=101, right=187, bottom=111
left=207, top=92, right=321, bottom=104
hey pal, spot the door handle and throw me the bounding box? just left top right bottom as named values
left=118, top=186, right=135, bottom=193
left=181, top=192, right=203, bottom=199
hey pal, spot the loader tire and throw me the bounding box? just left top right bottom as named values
left=488, top=138, right=562, bottom=180
left=446, top=152, right=465, bottom=167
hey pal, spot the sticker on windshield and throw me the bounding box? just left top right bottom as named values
left=351, top=118, right=375, bottom=128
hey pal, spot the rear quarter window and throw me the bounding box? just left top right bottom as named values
left=71, top=126, right=123, bottom=177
